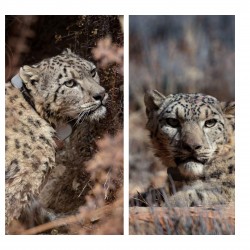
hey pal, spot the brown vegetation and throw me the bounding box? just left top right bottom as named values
left=130, top=203, right=235, bottom=235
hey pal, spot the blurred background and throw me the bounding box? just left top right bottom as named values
left=129, top=15, right=235, bottom=195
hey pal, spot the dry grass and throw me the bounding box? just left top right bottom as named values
left=130, top=203, right=235, bottom=235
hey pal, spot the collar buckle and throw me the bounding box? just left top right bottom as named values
left=11, top=74, right=23, bottom=89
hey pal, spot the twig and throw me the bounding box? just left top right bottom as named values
left=21, top=198, right=123, bottom=235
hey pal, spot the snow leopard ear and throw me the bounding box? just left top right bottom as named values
left=62, top=48, right=74, bottom=55
left=19, top=65, right=40, bottom=84
left=221, top=101, right=235, bottom=117
left=221, top=101, right=235, bottom=130
left=144, top=90, right=166, bottom=114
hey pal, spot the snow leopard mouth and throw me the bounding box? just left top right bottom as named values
left=174, top=157, right=207, bottom=177
left=175, top=157, right=207, bottom=166
left=89, top=103, right=105, bottom=113
left=87, top=102, right=107, bottom=120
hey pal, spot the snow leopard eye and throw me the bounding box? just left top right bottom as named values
left=64, top=79, right=78, bottom=88
left=166, top=118, right=180, bottom=128
left=205, top=119, right=217, bottom=128
left=90, top=68, right=97, bottom=77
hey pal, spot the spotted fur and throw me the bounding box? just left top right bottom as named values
left=5, top=49, right=108, bottom=232
left=141, top=90, right=234, bottom=207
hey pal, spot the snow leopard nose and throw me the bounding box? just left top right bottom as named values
left=182, top=141, right=202, bottom=152
left=182, top=123, right=204, bottom=152
left=93, top=89, right=105, bottom=101
left=182, top=132, right=203, bottom=152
